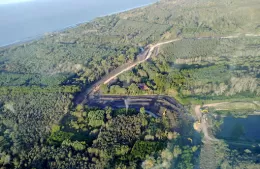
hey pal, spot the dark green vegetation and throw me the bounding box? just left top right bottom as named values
left=0, top=0, right=259, bottom=168
left=105, top=37, right=260, bottom=104
left=0, top=105, right=197, bottom=168
left=200, top=140, right=260, bottom=169
left=1, top=0, right=259, bottom=91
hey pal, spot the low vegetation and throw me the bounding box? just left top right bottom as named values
left=105, top=37, right=260, bottom=105
left=0, top=0, right=259, bottom=168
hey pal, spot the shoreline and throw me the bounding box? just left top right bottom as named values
left=0, top=1, right=157, bottom=50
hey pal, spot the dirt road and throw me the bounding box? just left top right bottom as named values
left=74, top=32, right=260, bottom=141
left=103, top=38, right=181, bottom=85
left=194, top=105, right=218, bottom=142
left=75, top=38, right=183, bottom=104
left=194, top=100, right=260, bottom=142
left=96, top=33, right=260, bottom=90
left=76, top=33, right=260, bottom=104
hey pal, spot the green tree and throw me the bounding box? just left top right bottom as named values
left=115, top=145, right=130, bottom=155
left=140, top=107, right=146, bottom=115
left=76, top=104, right=84, bottom=112
left=173, top=146, right=182, bottom=158
left=105, top=106, right=112, bottom=120
left=88, top=110, right=105, bottom=127
left=100, top=84, right=109, bottom=94
left=128, top=83, right=140, bottom=95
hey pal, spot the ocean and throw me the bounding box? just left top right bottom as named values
left=0, top=0, right=157, bottom=47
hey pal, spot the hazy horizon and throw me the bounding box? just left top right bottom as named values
left=0, top=0, right=34, bottom=5
left=0, top=0, right=157, bottom=47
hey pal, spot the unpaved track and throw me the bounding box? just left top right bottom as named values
left=194, top=100, right=260, bottom=142
left=76, top=38, right=183, bottom=104
left=76, top=33, right=260, bottom=104
left=97, top=33, right=260, bottom=90
left=194, top=105, right=218, bottom=142
left=103, top=38, right=181, bottom=84
left=202, top=102, right=229, bottom=108
left=75, top=33, right=260, bottom=141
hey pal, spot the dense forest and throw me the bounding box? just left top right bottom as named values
left=0, top=0, right=259, bottom=168
left=0, top=105, right=198, bottom=168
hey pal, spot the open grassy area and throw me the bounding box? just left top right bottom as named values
left=207, top=102, right=259, bottom=111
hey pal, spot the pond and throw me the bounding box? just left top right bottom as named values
left=217, top=115, right=260, bottom=141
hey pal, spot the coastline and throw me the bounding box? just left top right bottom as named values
left=0, top=1, right=157, bottom=50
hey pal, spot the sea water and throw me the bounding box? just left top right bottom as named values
left=0, top=0, right=157, bottom=47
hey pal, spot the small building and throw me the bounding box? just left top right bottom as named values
left=138, top=83, right=149, bottom=91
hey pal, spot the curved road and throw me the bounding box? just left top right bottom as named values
left=103, top=38, right=181, bottom=84
left=74, top=33, right=260, bottom=141
left=76, top=33, right=260, bottom=105
left=75, top=38, right=182, bottom=104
